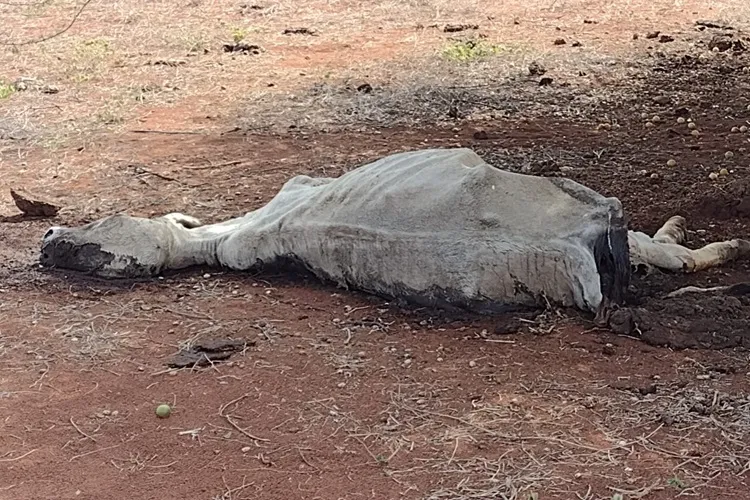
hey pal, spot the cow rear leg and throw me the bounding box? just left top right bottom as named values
left=684, top=239, right=750, bottom=272
left=653, top=215, right=687, bottom=244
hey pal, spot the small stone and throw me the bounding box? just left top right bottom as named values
left=241, top=446, right=252, bottom=453
left=437, top=357, right=444, bottom=362
left=337, top=382, right=346, bottom=388
left=403, top=358, right=412, bottom=366
left=732, top=126, right=740, bottom=133
left=691, top=130, right=700, bottom=136
left=553, top=38, right=566, bottom=45
left=357, top=351, right=366, bottom=357
left=676, top=117, right=686, bottom=124
left=650, top=173, right=659, bottom=180
left=645, top=121, right=654, bottom=128
left=666, top=159, right=676, bottom=167
left=709, top=172, right=719, bottom=180
left=102, top=409, right=111, bottom=416
left=687, top=122, right=697, bottom=129
left=741, top=125, right=748, bottom=133
left=169, top=370, right=178, bottom=376
left=651, top=115, right=661, bottom=123
left=469, top=360, right=477, bottom=368
left=602, top=343, right=616, bottom=355
left=203, top=273, right=211, bottom=278
left=725, top=151, right=734, bottom=159
left=719, top=168, right=729, bottom=176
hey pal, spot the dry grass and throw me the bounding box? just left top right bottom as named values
left=1, top=0, right=747, bottom=148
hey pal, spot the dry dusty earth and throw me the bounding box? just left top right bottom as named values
left=1, top=1, right=750, bottom=499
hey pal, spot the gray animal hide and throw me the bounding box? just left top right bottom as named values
left=40, top=148, right=630, bottom=313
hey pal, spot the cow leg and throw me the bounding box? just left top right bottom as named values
left=682, top=239, right=750, bottom=272
left=653, top=215, right=687, bottom=244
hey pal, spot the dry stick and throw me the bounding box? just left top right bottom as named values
left=0, top=449, right=37, bottom=462
left=130, top=129, right=204, bottom=135
left=0, top=0, right=94, bottom=46
left=349, top=434, right=382, bottom=465
left=69, top=444, right=121, bottom=462
left=219, top=394, right=270, bottom=443
left=182, top=160, right=243, bottom=170
left=70, top=417, right=97, bottom=442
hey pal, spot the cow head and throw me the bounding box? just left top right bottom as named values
left=40, top=214, right=174, bottom=278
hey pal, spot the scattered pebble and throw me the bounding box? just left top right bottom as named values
left=337, top=382, right=346, bottom=388
left=741, top=125, right=748, bottom=133
left=651, top=115, right=661, bottom=123
left=732, top=126, right=740, bottom=133
left=645, top=121, right=655, bottom=128
left=709, top=172, right=719, bottom=180
left=720, top=168, right=729, bottom=176
left=676, top=117, right=686, bottom=124
left=691, top=130, right=700, bottom=137
left=203, top=273, right=211, bottom=278
left=469, top=360, right=477, bottom=368
left=666, top=159, right=676, bottom=167
left=725, top=151, right=735, bottom=159
left=687, top=122, right=697, bottom=129
left=241, top=446, right=252, bottom=453
left=650, top=173, right=659, bottom=180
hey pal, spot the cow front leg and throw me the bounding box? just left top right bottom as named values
left=653, top=215, right=687, bottom=244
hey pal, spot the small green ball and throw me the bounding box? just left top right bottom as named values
left=156, top=404, right=171, bottom=418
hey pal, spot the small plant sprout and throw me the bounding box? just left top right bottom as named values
left=0, top=82, right=14, bottom=99
left=667, top=477, right=687, bottom=490
left=667, top=159, right=677, bottom=167
left=231, top=26, right=249, bottom=43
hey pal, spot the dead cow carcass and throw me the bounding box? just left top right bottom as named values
left=40, top=148, right=629, bottom=313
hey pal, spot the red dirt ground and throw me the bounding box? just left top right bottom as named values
left=2, top=4, right=750, bottom=500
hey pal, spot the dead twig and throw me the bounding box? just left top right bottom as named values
left=0, top=449, right=37, bottom=462
left=70, top=417, right=97, bottom=442
left=219, top=394, right=270, bottom=444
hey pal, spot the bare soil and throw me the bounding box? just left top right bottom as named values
left=1, top=2, right=750, bottom=499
